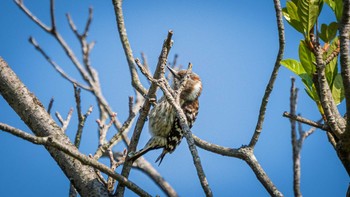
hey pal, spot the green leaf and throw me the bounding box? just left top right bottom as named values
left=281, top=59, right=305, bottom=75
left=299, top=40, right=316, bottom=76
left=335, top=0, right=343, bottom=22
left=304, top=83, right=319, bottom=102
left=324, top=0, right=335, bottom=9
left=325, top=37, right=339, bottom=85
left=319, top=22, right=338, bottom=43
left=283, top=1, right=304, bottom=34
left=325, top=0, right=343, bottom=21
left=331, top=74, right=345, bottom=105
left=298, top=0, right=323, bottom=39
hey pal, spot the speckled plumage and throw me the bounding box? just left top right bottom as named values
left=130, top=69, right=202, bottom=165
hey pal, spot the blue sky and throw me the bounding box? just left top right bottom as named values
left=0, top=1, right=348, bottom=196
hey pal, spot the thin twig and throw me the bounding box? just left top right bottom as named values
left=289, top=78, right=302, bottom=197
left=55, top=108, right=73, bottom=132
left=29, top=37, right=91, bottom=90
left=14, top=0, right=51, bottom=32
left=249, top=0, right=285, bottom=148
left=50, top=0, right=56, bottom=33
left=47, top=97, right=54, bottom=114
left=283, top=112, right=327, bottom=130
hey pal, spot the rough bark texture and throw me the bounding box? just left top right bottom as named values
left=0, top=57, right=109, bottom=197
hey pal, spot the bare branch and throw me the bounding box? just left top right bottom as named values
left=249, top=0, right=285, bottom=148
left=193, top=135, right=283, bottom=196
left=0, top=123, right=151, bottom=197
left=29, top=37, right=91, bottom=90
left=14, top=0, right=51, bottom=32
left=83, top=7, right=93, bottom=37
left=193, top=134, right=242, bottom=158
left=55, top=108, right=73, bottom=132
left=73, top=85, right=92, bottom=148
left=0, top=58, right=109, bottom=196
left=340, top=0, right=350, bottom=134
left=289, top=78, right=302, bottom=197
left=115, top=30, right=174, bottom=196
left=94, top=102, right=136, bottom=159
left=283, top=112, right=327, bottom=130
left=50, top=0, right=56, bottom=33
left=243, top=149, right=283, bottom=197
left=137, top=59, right=213, bottom=196
left=336, top=0, right=350, bottom=177
left=97, top=114, right=117, bottom=146
left=135, top=157, right=179, bottom=197
left=112, top=0, right=147, bottom=96
left=47, top=97, right=54, bottom=114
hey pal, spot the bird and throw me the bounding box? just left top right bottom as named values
left=129, top=66, right=202, bottom=165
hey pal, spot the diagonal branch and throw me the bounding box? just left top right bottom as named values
left=0, top=123, right=151, bottom=197
left=29, top=37, right=91, bottom=90
left=14, top=0, right=51, bottom=32
left=0, top=57, right=110, bottom=196
left=193, top=135, right=283, bottom=196
left=249, top=0, right=285, bottom=148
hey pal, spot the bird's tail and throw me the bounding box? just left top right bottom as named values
left=155, top=149, right=169, bottom=166
left=128, top=136, right=167, bottom=162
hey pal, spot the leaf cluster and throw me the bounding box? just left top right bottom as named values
left=282, top=0, right=344, bottom=113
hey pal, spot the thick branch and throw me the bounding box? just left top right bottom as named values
left=0, top=57, right=109, bottom=196
left=337, top=0, right=350, bottom=176
left=0, top=123, right=151, bottom=197
left=340, top=0, right=350, bottom=134
left=314, top=46, right=344, bottom=137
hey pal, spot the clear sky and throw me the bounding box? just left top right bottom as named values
left=0, top=1, right=348, bottom=196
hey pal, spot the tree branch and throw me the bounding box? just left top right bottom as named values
left=0, top=57, right=110, bottom=196
left=283, top=112, right=327, bottom=130
left=193, top=135, right=283, bottom=197
left=249, top=0, right=285, bottom=148
left=0, top=123, right=151, bottom=197
left=136, top=58, right=213, bottom=196
left=339, top=0, right=350, bottom=135
left=28, top=37, right=91, bottom=90
left=112, top=0, right=147, bottom=96
left=115, top=30, right=174, bottom=196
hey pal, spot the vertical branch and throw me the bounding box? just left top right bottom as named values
left=339, top=0, right=350, bottom=134
left=112, top=0, right=147, bottom=96
left=289, top=78, right=302, bottom=197
left=47, top=97, right=54, bottom=114
left=136, top=62, right=213, bottom=196
left=249, top=0, right=285, bottom=148
left=115, top=31, right=173, bottom=196
left=49, top=0, right=56, bottom=33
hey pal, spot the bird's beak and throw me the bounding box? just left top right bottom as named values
left=167, top=66, right=180, bottom=79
